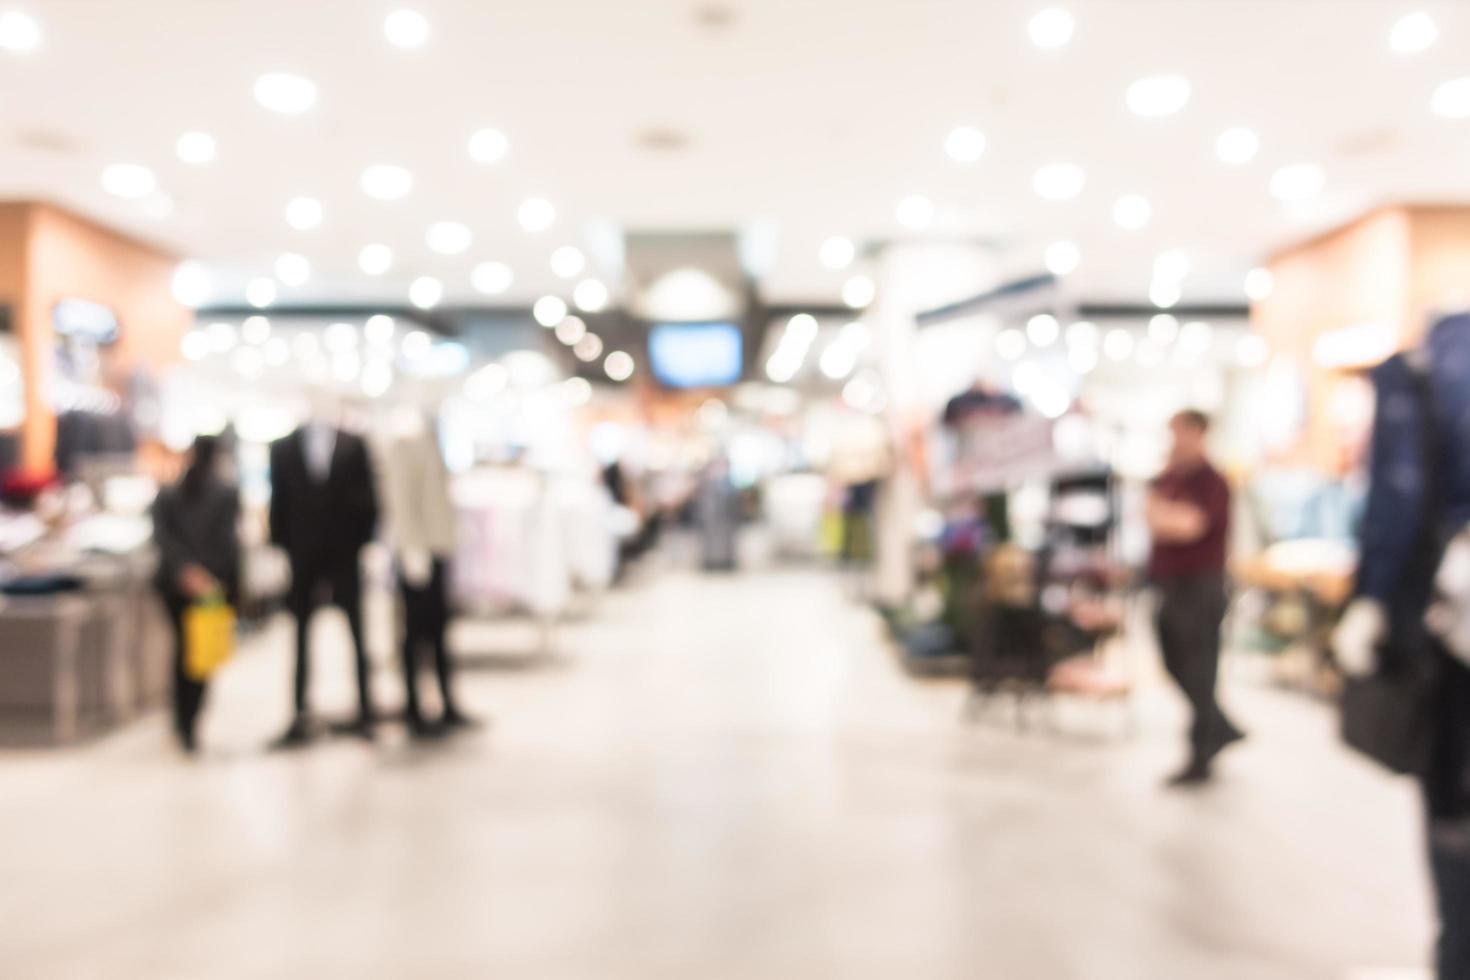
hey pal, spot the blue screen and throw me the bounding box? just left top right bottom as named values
left=648, top=323, right=743, bottom=388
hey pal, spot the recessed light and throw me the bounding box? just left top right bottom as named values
left=574, top=333, right=604, bottom=362
left=0, top=10, right=42, bottom=51
left=555, top=316, right=588, bottom=346
left=401, top=330, right=432, bottom=360
left=1148, top=314, right=1179, bottom=345
left=285, top=196, right=323, bottom=231
left=1044, top=241, right=1080, bottom=276
left=574, top=279, right=609, bottom=313
left=365, top=315, right=395, bottom=345
left=1028, top=8, right=1074, bottom=49
left=426, top=221, right=473, bottom=256
left=1149, top=279, right=1182, bottom=309
left=1390, top=12, right=1437, bottom=54
left=409, top=276, right=443, bottom=310
left=360, top=164, right=413, bottom=201
left=358, top=244, right=393, bottom=276
left=176, top=132, right=216, bottom=165
left=274, top=252, right=310, bottom=287
left=1237, top=334, right=1270, bottom=368
left=242, top=316, right=271, bottom=345
left=171, top=262, right=212, bottom=308
left=1179, top=321, right=1214, bottom=356
left=263, top=337, right=291, bottom=367
left=896, top=194, right=935, bottom=229
left=842, top=275, right=876, bottom=309
left=534, top=296, right=568, bottom=327
left=1027, top=314, right=1060, bottom=346
left=384, top=9, right=431, bottom=48
left=1103, top=329, right=1135, bottom=362
left=1431, top=78, right=1470, bottom=119
left=1112, top=194, right=1151, bottom=230
left=945, top=126, right=986, bottom=163
left=253, top=72, right=317, bottom=115
left=1269, top=162, right=1325, bottom=202
left=819, top=236, right=855, bottom=270
left=1031, top=163, right=1085, bottom=201
left=246, top=278, right=278, bottom=309
left=604, top=350, right=635, bottom=382
left=101, top=163, right=157, bottom=200
left=207, top=322, right=238, bottom=353
left=1216, top=127, right=1260, bottom=166
left=518, top=197, right=556, bottom=233
left=1066, top=320, right=1098, bottom=348
left=1127, top=74, right=1191, bottom=118
left=1244, top=267, right=1275, bottom=301
left=551, top=246, right=586, bottom=279
left=472, top=261, right=513, bottom=295
left=468, top=128, right=509, bottom=164
left=324, top=322, right=358, bottom=354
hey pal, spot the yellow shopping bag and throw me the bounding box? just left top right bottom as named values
left=184, top=597, right=236, bottom=681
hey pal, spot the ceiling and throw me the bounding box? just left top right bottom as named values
left=1, top=0, right=1467, bottom=312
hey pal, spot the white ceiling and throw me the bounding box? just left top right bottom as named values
left=1, top=0, right=1467, bottom=310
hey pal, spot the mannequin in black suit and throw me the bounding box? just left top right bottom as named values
left=269, top=412, right=379, bottom=745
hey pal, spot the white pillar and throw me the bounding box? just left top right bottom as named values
left=870, top=242, right=997, bottom=607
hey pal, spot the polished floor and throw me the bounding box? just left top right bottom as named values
left=1, top=563, right=1435, bottom=979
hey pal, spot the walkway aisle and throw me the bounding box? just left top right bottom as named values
left=0, top=569, right=1433, bottom=979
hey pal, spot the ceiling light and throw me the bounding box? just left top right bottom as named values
left=468, top=128, right=509, bottom=164
left=253, top=72, right=317, bottom=115
left=1244, top=266, right=1275, bottom=301
left=786, top=313, right=819, bottom=345
left=574, top=333, right=604, bottom=362
left=242, top=316, right=271, bottom=345
left=518, top=197, right=556, bottom=233
left=1216, top=127, right=1260, bottom=166
left=551, top=246, right=586, bottom=279
left=819, top=339, right=859, bottom=380
left=1153, top=249, right=1190, bottom=283
left=246, top=278, right=277, bottom=309
left=842, top=274, right=876, bottom=309
left=555, top=316, right=588, bottom=346
left=232, top=347, right=264, bottom=380
left=285, top=196, right=323, bottom=231
left=604, top=350, right=635, bottom=382
left=1044, top=241, right=1080, bottom=276
left=426, top=221, right=473, bottom=256
left=573, top=278, right=609, bottom=313
left=170, top=261, right=212, bottom=308
left=293, top=332, right=320, bottom=359
left=1390, top=12, right=1438, bottom=54
left=1028, top=8, right=1074, bottom=49
left=274, top=252, right=310, bottom=287
left=996, top=329, right=1026, bottom=361
left=0, top=10, right=42, bottom=51
left=384, top=9, right=430, bottom=48
left=358, top=243, right=393, bottom=276
left=362, top=361, right=393, bottom=398
left=1031, top=163, right=1085, bottom=201
left=1127, top=74, right=1192, bottom=118
left=564, top=377, right=593, bottom=406
left=472, top=261, right=513, bottom=295
left=101, top=163, right=157, bottom=200
left=365, top=315, right=395, bottom=345
left=401, top=329, right=432, bottom=360
left=945, top=126, right=987, bottom=163
left=409, top=276, right=443, bottom=310
left=1103, top=329, right=1135, bottom=362
left=533, top=295, right=568, bottom=327
left=896, top=194, right=935, bottom=229
left=360, top=164, right=414, bottom=201
left=1148, top=314, right=1179, bottom=345
left=1431, top=78, right=1470, bottom=119
left=1179, top=321, right=1214, bottom=356
left=1068, top=344, right=1098, bottom=375
left=1269, top=162, right=1325, bottom=202
left=1149, top=278, right=1182, bottom=309
left=324, top=322, right=358, bottom=354
left=1112, top=194, right=1151, bottom=230
left=176, top=132, right=216, bottom=165
left=1026, top=314, right=1060, bottom=347
left=819, top=236, right=855, bottom=270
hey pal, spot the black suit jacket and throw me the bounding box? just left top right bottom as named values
left=269, top=428, right=378, bottom=573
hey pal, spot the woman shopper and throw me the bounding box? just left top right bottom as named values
left=151, top=435, right=241, bottom=753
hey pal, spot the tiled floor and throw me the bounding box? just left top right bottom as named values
left=0, top=566, right=1434, bottom=978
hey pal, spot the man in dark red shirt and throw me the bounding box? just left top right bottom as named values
left=1147, top=410, right=1243, bottom=786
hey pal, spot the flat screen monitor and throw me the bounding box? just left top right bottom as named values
left=648, top=322, right=742, bottom=388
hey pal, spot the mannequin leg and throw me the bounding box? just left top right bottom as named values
left=335, top=563, right=375, bottom=731
left=399, top=571, right=426, bottom=728
left=426, top=559, right=463, bottom=720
